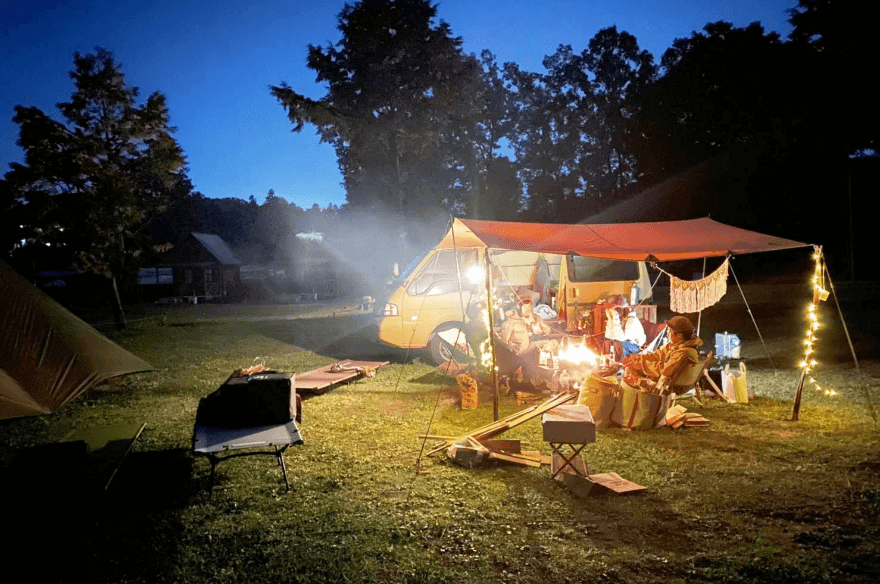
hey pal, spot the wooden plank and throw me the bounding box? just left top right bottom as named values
left=480, top=439, right=522, bottom=453
left=488, top=451, right=542, bottom=467
left=427, top=391, right=576, bottom=456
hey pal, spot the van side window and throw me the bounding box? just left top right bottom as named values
left=567, top=256, right=639, bottom=282
left=406, top=249, right=478, bottom=296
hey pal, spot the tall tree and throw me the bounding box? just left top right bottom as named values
left=270, top=0, right=483, bottom=249
left=788, top=0, right=876, bottom=157
left=506, top=27, right=656, bottom=220
left=643, top=22, right=792, bottom=169
left=4, top=48, right=191, bottom=328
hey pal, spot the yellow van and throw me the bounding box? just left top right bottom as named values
left=374, top=220, right=652, bottom=365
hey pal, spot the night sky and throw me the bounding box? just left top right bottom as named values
left=1, top=0, right=796, bottom=209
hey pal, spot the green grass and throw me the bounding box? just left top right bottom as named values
left=2, top=302, right=879, bottom=583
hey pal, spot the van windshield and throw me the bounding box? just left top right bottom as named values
left=568, top=256, right=639, bottom=282
left=406, top=249, right=479, bottom=296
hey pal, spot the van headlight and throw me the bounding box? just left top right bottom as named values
left=378, top=303, right=399, bottom=316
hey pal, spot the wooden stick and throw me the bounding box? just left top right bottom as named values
left=701, top=369, right=730, bottom=402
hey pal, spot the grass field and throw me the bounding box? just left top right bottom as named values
left=2, top=286, right=879, bottom=584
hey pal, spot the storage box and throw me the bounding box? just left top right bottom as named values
left=542, top=404, right=596, bottom=444
left=196, top=372, right=297, bottom=428
left=715, top=332, right=741, bottom=359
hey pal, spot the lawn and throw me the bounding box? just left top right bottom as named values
left=2, top=291, right=879, bottom=584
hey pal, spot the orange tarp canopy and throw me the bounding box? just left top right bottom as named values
left=439, top=217, right=810, bottom=261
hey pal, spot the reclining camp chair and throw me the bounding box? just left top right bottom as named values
left=668, top=351, right=714, bottom=408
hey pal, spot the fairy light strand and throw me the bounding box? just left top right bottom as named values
left=801, top=249, right=836, bottom=397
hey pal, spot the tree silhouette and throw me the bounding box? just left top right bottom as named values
left=271, top=0, right=484, bottom=247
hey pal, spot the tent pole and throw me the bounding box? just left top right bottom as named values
left=484, top=249, right=500, bottom=421
left=696, top=257, right=707, bottom=337
left=792, top=368, right=806, bottom=421
left=729, top=261, right=776, bottom=371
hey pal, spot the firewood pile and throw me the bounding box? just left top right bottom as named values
left=665, top=404, right=710, bottom=428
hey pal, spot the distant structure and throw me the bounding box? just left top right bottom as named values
left=137, top=232, right=244, bottom=303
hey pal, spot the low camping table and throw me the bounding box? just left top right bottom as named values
left=192, top=420, right=303, bottom=491
left=541, top=405, right=596, bottom=479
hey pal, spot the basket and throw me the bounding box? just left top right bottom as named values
left=577, top=374, right=619, bottom=429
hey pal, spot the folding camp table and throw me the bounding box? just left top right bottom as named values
left=7, top=422, right=147, bottom=494
left=62, top=422, right=147, bottom=491
left=192, top=420, right=303, bottom=491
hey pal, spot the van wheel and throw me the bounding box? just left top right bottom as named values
left=428, top=326, right=472, bottom=366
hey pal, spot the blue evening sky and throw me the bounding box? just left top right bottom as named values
left=0, top=0, right=796, bottom=208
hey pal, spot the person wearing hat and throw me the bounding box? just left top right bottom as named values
left=620, top=315, right=703, bottom=384
left=499, top=293, right=560, bottom=383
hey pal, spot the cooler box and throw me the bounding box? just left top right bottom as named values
left=715, top=332, right=741, bottom=359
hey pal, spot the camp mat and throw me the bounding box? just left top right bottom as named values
left=294, top=360, right=389, bottom=394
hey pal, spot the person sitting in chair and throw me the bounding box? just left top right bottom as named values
left=499, top=294, right=560, bottom=383
left=620, top=315, right=703, bottom=387
left=604, top=296, right=646, bottom=358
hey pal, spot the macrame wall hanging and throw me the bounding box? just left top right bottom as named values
left=670, top=258, right=729, bottom=313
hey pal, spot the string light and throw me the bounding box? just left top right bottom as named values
left=800, top=248, right=836, bottom=397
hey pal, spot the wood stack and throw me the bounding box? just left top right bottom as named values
left=423, top=391, right=577, bottom=467
left=665, top=404, right=710, bottom=429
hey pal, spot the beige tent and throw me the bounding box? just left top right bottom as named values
left=0, top=260, right=154, bottom=420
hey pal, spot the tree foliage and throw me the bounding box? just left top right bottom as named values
left=3, top=48, right=192, bottom=325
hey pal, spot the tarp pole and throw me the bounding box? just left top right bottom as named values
left=729, top=261, right=776, bottom=371
left=792, top=368, right=807, bottom=421
left=792, top=246, right=825, bottom=422
left=485, top=249, right=500, bottom=421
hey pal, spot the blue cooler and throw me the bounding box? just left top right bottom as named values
left=715, top=332, right=741, bottom=359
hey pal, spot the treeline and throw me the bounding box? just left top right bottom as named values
left=1, top=0, right=874, bottom=313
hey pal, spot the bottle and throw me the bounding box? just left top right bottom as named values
left=559, top=369, right=571, bottom=393
left=630, top=284, right=640, bottom=306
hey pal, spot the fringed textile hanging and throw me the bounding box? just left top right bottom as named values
left=670, top=258, right=729, bottom=314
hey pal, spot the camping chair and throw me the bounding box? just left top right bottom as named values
left=668, top=351, right=714, bottom=408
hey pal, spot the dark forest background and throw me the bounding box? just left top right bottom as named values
left=1, top=0, right=875, bottom=308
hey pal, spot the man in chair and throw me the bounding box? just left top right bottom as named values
left=499, top=294, right=560, bottom=385
left=621, top=315, right=703, bottom=388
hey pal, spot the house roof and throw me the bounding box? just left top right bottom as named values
left=192, top=233, right=240, bottom=265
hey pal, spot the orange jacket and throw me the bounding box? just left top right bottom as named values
left=624, top=336, right=703, bottom=382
